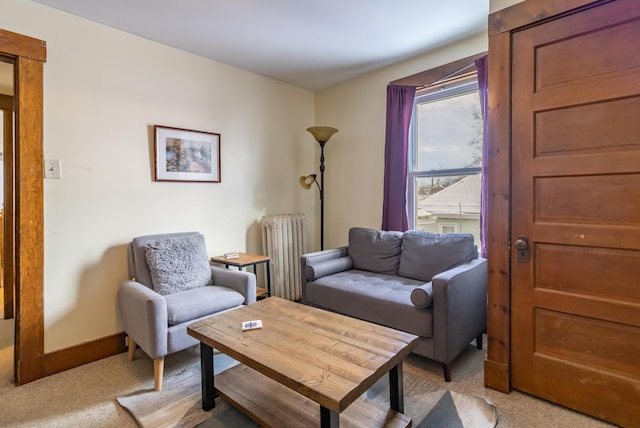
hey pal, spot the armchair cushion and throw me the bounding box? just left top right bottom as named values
left=144, top=234, right=212, bottom=295
left=399, top=231, right=477, bottom=282
left=164, top=285, right=245, bottom=325
left=348, top=227, right=403, bottom=275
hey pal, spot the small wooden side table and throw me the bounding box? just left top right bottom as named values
left=210, top=253, right=271, bottom=299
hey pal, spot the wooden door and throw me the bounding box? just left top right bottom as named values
left=510, top=1, right=640, bottom=426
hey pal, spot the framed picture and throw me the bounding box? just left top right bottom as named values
left=153, top=125, right=221, bottom=182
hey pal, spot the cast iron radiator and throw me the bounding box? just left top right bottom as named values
left=261, top=213, right=307, bottom=301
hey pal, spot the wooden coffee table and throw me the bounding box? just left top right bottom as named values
left=187, top=297, right=418, bottom=428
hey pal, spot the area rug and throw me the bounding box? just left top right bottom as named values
left=117, top=355, right=498, bottom=428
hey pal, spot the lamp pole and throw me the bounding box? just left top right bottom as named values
left=319, top=141, right=326, bottom=250
left=303, top=126, right=338, bottom=252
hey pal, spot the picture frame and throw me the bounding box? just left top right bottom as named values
left=153, top=125, right=221, bottom=182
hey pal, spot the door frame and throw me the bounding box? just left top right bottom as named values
left=0, top=28, right=46, bottom=385
left=483, top=0, right=609, bottom=393
left=0, top=92, right=13, bottom=318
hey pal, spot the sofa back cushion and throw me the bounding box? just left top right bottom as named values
left=348, top=227, right=403, bottom=275
left=399, top=231, right=477, bottom=282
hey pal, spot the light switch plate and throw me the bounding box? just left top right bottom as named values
left=44, top=159, right=62, bottom=179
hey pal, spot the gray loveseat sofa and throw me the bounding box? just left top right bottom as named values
left=301, top=227, right=487, bottom=381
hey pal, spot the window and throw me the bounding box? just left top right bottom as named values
left=439, top=223, right=458, bottom=234
left=407, top=75, right=482, bottom=245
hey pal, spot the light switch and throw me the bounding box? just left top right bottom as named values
left=44, top=159, right=62, bottom=179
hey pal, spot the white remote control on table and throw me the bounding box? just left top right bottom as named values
left=241, top=320, right=262, bottom=331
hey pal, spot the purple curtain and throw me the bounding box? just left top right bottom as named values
left=381, top=85, right=417, bottom=231
left=475, top=55, right=488, bottom=258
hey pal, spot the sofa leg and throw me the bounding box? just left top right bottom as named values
left=127, top=337, right=136, bottom=361
left=154, top=357, right=164, bottom=391
left=476, top=333, right=483, bottom=350
left=442, top=363, right=451, bottom=382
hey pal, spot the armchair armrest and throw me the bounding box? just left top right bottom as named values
left=210, top=266, right=257, bottom=305
left=300, top=247, right=349, bottom=304
left=430, top=258, right=487, bottom=363
left=117, top=280, right=168, bottom=359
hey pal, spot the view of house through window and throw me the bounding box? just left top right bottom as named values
left=408, top=75, right=482, bottom=246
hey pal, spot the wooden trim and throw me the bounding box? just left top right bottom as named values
left=44, top=333, right=127, bottom=376
left=488, top=0, right=611, bottom=36
left=484, top=29, right=512, bottom=393
left=0, top=94, right=11, bottom=109
left=14, top=55, right=45, bottom=384
left=389, top=52, right=486, bottom=87
left=484, top=359, right=510, bottom=393
left=0, top=93, right=13, bottom=319
left=0, top=28, right=46, bottom=385
left=0, top=29, right=46, bottom=62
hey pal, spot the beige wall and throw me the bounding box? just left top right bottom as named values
left=490, top=0, right=525, bottom=13
left=2, top=1, right=315, bottom=352
left=314, top=31, right=488, bottom=249
left=0, top=0, right=520, bottom=354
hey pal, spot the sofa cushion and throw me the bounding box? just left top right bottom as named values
left=305, top=270, right=433, bottom=338
left=399, top=231, right=477, bottom=282
left=348, top=227, right=403, bottom=275
left=164, top=285, right=244, bottom=325
left=145, top=234, right=212, bottom=295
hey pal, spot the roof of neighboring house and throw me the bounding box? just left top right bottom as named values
left=417, top=174, right=481, bottom=218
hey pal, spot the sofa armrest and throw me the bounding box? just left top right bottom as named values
left=430, top=258, right=487, bottom=363
left=117, top=280, right=168, bottom=359
left=300, top=247, right=349, bottom=304
left=210, top=266, right=257, bottom=305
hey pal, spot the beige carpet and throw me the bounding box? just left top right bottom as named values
left=117, top=353, right=498, bottom=428
left=0, top=320, right=618, bottom=427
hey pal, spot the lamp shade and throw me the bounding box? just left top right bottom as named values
left=307, top=126, right=338, bottom=143
left=299, top=174, right=316, bottom=189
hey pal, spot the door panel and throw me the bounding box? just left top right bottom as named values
left=536, top=97, right=640, bottom=155
left=510, top=1, right=640, bottom=426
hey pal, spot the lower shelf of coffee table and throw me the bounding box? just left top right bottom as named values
left=215, top=363, right=411, bottom=428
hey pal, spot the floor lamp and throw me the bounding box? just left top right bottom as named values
left=299, top=126, right=338, bottom=250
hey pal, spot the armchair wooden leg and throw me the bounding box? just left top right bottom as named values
left=442, top=363, right=451, bottom=382
left=127, top=337, right=137, bottom=361
left=476, top=333, right=483, bottom=350
left=154, top=357, right=165, bottom=391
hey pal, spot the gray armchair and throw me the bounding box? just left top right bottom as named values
left=118, top=232, right=256, bottom=391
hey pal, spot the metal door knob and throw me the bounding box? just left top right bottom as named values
left=515, top=238, right=528, bottom=251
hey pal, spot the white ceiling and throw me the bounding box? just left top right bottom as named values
left=33, top=0, right=489, bottom=91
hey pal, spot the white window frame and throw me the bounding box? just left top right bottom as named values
left=407, top=77, right=482, bottom=230
left=439, top=223, right=459, bottom=234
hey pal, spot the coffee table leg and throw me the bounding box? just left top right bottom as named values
left=320, top=406, right=339, bottom=427
left=200, top=342, right=215, bottom=411
left=389, top=362, right=404, bottom=413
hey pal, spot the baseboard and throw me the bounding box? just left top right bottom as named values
left=484, top=358, right=510, bottom=393
left=44, top=332, right=127, bottom=377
